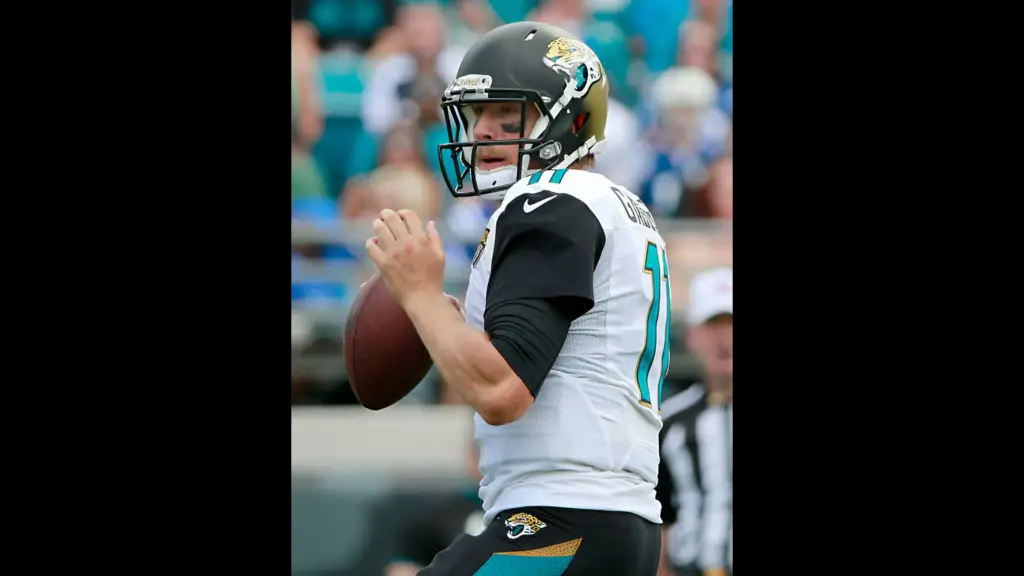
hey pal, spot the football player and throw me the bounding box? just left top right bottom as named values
left=366, top=22, right=670, bottom=575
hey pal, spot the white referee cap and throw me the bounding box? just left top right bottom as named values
left=687, top=267, right=733, bottom=325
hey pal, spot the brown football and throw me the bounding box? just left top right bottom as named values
left=344, top=273, right=433, bottom=410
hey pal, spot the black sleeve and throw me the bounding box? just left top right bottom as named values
left=484, top=190, right=606, bottom=396
left=486, top=298, right=575, bottom=398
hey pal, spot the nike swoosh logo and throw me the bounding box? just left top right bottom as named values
left=523, top=195, right=557, bottom=213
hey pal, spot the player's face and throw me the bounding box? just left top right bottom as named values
left=470, top=102, right=541, bottom=170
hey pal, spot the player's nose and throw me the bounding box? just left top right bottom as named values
left=472, top=112, right=497, bottom=141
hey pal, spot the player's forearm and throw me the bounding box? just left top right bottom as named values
left=405, top=292, right=519, bottom=419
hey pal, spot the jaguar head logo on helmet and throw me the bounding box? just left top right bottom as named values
left=437, top=22, right=610, bottom=199
left=542, top=36, right=603, bottom=95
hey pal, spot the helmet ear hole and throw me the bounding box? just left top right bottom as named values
left=572, top=113, right=590, bottom=134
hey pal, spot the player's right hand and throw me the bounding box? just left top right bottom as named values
left=366, top=208, right=447, bottom=309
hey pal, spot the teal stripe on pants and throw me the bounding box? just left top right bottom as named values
left=471, top=554, right=574, bottom=575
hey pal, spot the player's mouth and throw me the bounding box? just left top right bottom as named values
left=478, top=155, right=511, bottom=170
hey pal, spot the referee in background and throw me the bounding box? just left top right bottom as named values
left=656, top=268, right=733, bottom=576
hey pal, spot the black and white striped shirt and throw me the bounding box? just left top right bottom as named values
left=656, top=384, right=733, bottom=572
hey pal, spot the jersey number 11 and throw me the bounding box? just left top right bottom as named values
left=636, top=241, right=671, bottom=413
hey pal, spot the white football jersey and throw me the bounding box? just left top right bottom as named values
left=464, top=168, right=672, bottom=524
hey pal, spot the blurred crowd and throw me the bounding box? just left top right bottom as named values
left=291, top=0, right=734, bottom=405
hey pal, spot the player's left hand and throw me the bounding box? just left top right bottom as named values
left=365, top=208, right=446, bottom=309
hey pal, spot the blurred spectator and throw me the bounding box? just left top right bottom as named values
left=404, top=72, right=449, bottom=133
left=657, top=267, right=733, bottom=576
left=292, top=22, right=330, bottom=202
left=639, top=66, right=725, bottom=216
left=677, top=19, right=718, bottom=80
left=347, top=67, right=452, bottom=190
left=361, top=2, right=466, bottom=136
left=341, top=121, right=443, bottom=220
left=292, top=22, right=325, bottom=147
left=683, top=268, right=732, bottom=403
left=691, top=0, right=731, bottom=83
left=677, top=17, right=731, bottom=121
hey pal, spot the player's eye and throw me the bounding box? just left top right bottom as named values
left=500, top=105, right=518, bottom=115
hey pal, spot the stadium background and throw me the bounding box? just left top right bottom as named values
left=291, top=0, right=732, bottom=573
